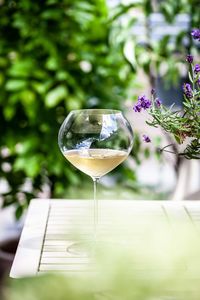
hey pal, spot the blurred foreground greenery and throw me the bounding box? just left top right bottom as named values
left=4, top=216, right=200, bottom=299
left=0, top=0, right=136, bottom=217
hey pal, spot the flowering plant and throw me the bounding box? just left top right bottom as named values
left=134, top=29, right=200, bottom=159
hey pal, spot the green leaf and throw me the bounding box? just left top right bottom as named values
left=183, top=101, right=191, bottom=108
left=0, top=72, right=4, bottom=86
left=15, top=138, right=39, bottom=155
left=144, top=0, right=152, bottom=15
left=20, top=90, right=36, bottom=105
left=188, top=71, right=193, bottom=83
left=45, top=56, right=59, bottom=71
left=123, top=39, right=137, bottom=71
left=65, top=96, right=82, bottom=111
left=8, top=60, right=34, bottom=77
left=45, top=85, right=68, bottom=107
left=5, top=79, right=27, bottom=91
left=15, top=204, right=24, bottom=220
left=14, top=156, right=42, bottom=177
left=144, top=148, right=150, bottom=159
left=0, top=57, right=7, bottom=67
left=161, top=2, right=175, bottom=23
left=13, top=157, right=27, bottom=172
left=41, top=9, right=63, bottom=20
left=3, top=105, right=16, bottom=120
left=31, top=80, right=52, bottom=94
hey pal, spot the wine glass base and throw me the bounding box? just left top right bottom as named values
left=66, top=239, right=129, bottom=257
left=67, top=241, right=97, bottom=257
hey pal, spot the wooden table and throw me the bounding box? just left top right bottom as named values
left=10, top=199, right=200, bottom=278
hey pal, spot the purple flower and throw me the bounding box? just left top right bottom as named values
left=183, top=83, right=193, bottom=99
left=197, top=79, right=200, bottom=86
left=133, top=95, right=152, bottom=112
left=194, top=64, right=200, bottom=74
left=133, top=103, right=141, bottom=112
left=143, top=134, right=151, bottom=143
left=186, top=54, right=193, bottom=64
left=191, top=29, right=200, bottom=41
left=151, top=88, right=155, bottom=95
left=138, top=95, right=152, bottom=109
left=155, top=98, right=162, bottom=107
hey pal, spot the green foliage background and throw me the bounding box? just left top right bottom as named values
left=1, top=0, right=198, bottom=216
left=0, top=0, right=135, bottom=216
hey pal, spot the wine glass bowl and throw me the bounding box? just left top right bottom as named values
left=58, top=109, right=134, bottom=179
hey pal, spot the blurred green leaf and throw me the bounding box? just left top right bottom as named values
left=3, top=105, right=16, bottom=120
left=5, top=79, right=27, bottom=91
left=0, top=57, right=7, bottom=67
left=0, top=72, right=4, bottom=85
left=15, top=204, right=24, bottom=220
left=45, top=56, right=59, bottom=71
left=8, top=60, right=34, bottom=77
left=20, top=90, right=36, bottom=105
left=14, top=156, right=42, bottom=178
left=65, top=96, right=82, bottom=111
left=144, top=147, right=150, bottom=159
left=45, top=85, right=68, bottom=107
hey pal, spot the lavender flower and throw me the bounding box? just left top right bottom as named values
left=183, top=83, right=193, bottom=99
left=186, top=54, right=193, bottom=64
left=151, top=88, right=155, bottom=95
left=138, top=95, right=152, bottom=109
left=197, top=79, right=200, bottom=86
left=191, top=29, right=200, bottom=41
left=143, top=134, right=151, bottom=143
left=133, top=103, right=141, bottom=112
left=133, top=95, right=152, bottom=112
left=155, top=98, right=162, bottom=107
left=194, top=64, right=200, bottom=74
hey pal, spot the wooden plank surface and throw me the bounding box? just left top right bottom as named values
left=10, top=200, right=50, bottom=278
left=10, top=199, right=200, bottom=278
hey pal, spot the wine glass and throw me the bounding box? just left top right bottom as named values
left=58, top=109, right=133, bottom=253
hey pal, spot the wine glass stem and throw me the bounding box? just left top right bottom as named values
left=93, top=177, right=99, bottom=241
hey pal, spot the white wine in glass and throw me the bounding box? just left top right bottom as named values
left=58, top=109, right=133, bottom=253
left=64, top=149, right=128, bottom=178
